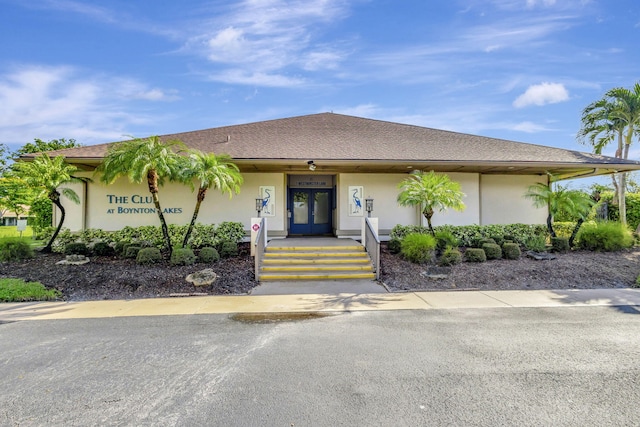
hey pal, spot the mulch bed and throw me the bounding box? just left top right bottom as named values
left=2, top=242, right=640, bottom=301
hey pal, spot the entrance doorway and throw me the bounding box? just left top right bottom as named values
left=288, top=188, right=332, bottom=235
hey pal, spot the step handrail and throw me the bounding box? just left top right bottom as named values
left=254, top=217, right=267, bottom=281
left=364, top=217, right=380, bottom=280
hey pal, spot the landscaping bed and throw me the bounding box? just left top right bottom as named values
left=2, top=242, right=640, bottom=301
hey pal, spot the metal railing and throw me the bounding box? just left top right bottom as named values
left=254, top=217, right=267, bottom=281
left=364, top=217, right=380, bottom=280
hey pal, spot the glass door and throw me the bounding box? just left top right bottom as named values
left=289, top=189, right=332, bottom=235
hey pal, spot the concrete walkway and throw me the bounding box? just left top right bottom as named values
left=1, top=288, right=639, bottom=322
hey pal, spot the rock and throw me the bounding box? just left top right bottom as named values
left=56, top=255, right=90, bottom=265
left=526, top=251, right=557, bottom=261
left=186, top=268, right=218, bottom=287
left=421, top=266, right=452, bottom=279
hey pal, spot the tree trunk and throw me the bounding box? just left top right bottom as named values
left=424, top=207, right=435, bottom=235
left=619, top=172, right=627, bottom=225
left=147, top=170, right=172, bottom=254
left=547, top=214, right=556, bottom=238
left=569, top=218, right=584, bottom=248
left=182, top=187, right=207, bottom=248
left=43, top=190, right=64, bottom=253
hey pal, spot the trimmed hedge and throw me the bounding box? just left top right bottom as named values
left=136, top=247, right=163, bottom=265
left=198, top=247, right=220, bottom=263
left=391, top=224, right=547, bottom=247
left=502, top=243, right=521, bottom=260
left=439, top=246, right=462, bottom=266
left=550, top=237, right=569, bottom=253
left=171, top=247, right=196, bottom=266
left=482, top=243, right=502, bottom=260
left=464, top=248, right=486, bottom=263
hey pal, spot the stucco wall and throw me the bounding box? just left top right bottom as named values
left=336, top=173, right=418, bottom=235
left=480, top=175, right=547, bottom=224
left=62, top=172, right=286, bottom=232
left=427, top=172, right=481, bottom=227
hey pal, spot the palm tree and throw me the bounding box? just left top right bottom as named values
left=97, top=136, right=184, bottom=254
left=13, top=154, right=85, bottom=253
left=397, top=170, right=465, bottom=235
left=524, top=183, right=594, bottom=244
left=178, top=150, right=243, bottom=248
left=578, top=83, right=640, bottom=225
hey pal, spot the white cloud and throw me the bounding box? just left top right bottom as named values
left=513, top=82, right=569, bottom=108
left=206, top=70, right=306, bottom=87
left=185, top=0, right=351, bottom=85
left=0, top=65, right=175, bottom=145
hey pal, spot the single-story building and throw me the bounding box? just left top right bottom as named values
left=22, top=113, right=640, bottom=239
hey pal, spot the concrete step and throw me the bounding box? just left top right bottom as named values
left=258, top=243, right=375, bottom=281
left=260, top=272, right=376, bottom=281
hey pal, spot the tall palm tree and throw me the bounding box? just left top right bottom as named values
left=578, top=83, right=640, bottom=225
left=524, top=182, right=594, bottom=244
left=397, top=170, right=465, bottom=235
left=178, top=150, right=243, bottom=248
left=97, top=136, right=184, bottom=254
left=13, top=154, right=85, bottom=253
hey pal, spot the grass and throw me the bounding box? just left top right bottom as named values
left=0, top=226, right=34, bottom=238
left=0, top=278, right=61, bottom=302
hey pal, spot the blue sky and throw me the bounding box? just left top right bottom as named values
left=1, top=0, right=639, bottom=181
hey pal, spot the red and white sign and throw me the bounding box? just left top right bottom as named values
left=252, top=223, right=260, bottom=231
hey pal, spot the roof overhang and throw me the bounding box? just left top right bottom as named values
left=23, top=156, right=640, bottom=182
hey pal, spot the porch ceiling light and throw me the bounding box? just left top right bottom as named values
left=307, top=160, right=316, bottom=171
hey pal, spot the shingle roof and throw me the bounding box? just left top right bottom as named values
left=25, top=112, right=640, bottom=179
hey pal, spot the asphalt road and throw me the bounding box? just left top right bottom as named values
left=1, top=306, right=639, bottom=426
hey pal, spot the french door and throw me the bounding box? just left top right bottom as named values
left=289, top=189, right=332, bottom=235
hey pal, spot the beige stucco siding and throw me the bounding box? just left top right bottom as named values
left=61, top=172, right=286, bottom=232
left=337, top=173, right=418, bottom=234
left=480, top=175, right=547, bottom=224
left=428, top=172, right=480, bottom=227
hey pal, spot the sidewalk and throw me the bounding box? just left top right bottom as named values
left=1, top=288, right=639, bottom=322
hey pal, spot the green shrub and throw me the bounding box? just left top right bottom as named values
left=601, top=191, right=640, bottom=231
left=464, top=248, right=486, bottom=263
left=92, top=241, right=115, bottom=256
left=550, top=237, right=569, bottom=253
left=171, top=247, right=196, bottom=266
left=634, top=275, right=640, bottom=289
left=400, top=232, right=437, bottom=264
left=124, top=245, right=141, bottom=259
left=387, top=238, right=402, bottom=254
left=136, top=247, right=163, bottom=265
left=503, top=234, right=515, bottom=242
left=435, top=230, right=458, bottom=252
left=502, top=243, right=521, bottom=260
left=64, top=242, right=89, bottom=256
left=390, top=225, right=430, bottom=240
left=552, top=222, right=575, bottom=239
left=219, top=241, right=239, bottom=258
left=215, top=222, right=245, bottom=244
left=482, top=243, right=502, bottom=260
left=524, top=235, right=547, bottom=252
left=439, top=246, right=462, bottom=266
left=489, top=235, right=504, bottom=246
left=0, top=238, right=34, bottom=262
left=473, top=237, right=496, bottom=248
left=392, top=224, right=547, bottom=247
left=114, top=240, right=128, bottom=255
left=0, top=278, right=60, bottom=302
left=198, top=247, right=220, bottom=263
left=577, top=221, right=634, bottom=252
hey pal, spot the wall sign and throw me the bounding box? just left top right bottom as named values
left=289, top=175, right=332, bottom=188
left=105, top=194, right=183, bottom=215
left=259, top=186, right=276, bottom=217
left=348, top=186, right=364, bottom=217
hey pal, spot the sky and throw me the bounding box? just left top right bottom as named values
left=0, top=0, right=639, bottom=187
